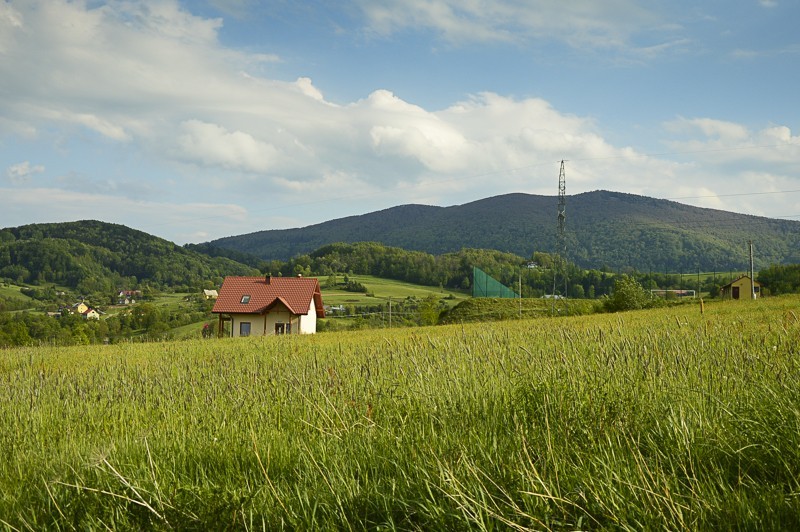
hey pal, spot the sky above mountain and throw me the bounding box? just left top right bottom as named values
left=1, top=0, right=798, bottom=244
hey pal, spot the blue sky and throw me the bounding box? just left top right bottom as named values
left=1, top=0, right=799, bottom=244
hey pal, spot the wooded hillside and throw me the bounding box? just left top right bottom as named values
left=0, top=221, right=259, bottom=292
left=208, top=191, right=800, bottom=271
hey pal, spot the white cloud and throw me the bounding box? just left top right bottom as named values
left=295, top=77, right=326, bottom=102
left=663, top=118, right=800, bottom=167
left=6, top=161, right=45, bottom=184
left=272, top=170, right=373, bottom=195
left=0, top=0, right=676, bottom=203
left=666, top=118, right=749, bottom=142
left=356, top=0, right=661, bottom=51
left=0, top=1, right=797, bottom=243
left=176, top=120, right=279, bottom=173
left=654, top=117, right=800, bottom=218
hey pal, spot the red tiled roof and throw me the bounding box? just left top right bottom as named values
left=212, top=276, right=325, bottom=317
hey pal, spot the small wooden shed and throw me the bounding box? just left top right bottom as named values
left=720, top=275, right=762, bottom=300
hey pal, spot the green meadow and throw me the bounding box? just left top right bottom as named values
left=2, top=296, right=800, bottom=529
left=320, top=274, right=469, bottom=307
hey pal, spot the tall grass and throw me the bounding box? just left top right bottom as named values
left=1, top=297, right=799, bottom=529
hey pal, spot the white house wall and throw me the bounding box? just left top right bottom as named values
left=299, top=300, right=317, bottom=334
left=228, top=301, right=317, bottom=337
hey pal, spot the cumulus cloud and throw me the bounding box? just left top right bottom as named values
left=655, top=118, right=800, bottom=216
left=176, top=120, right=280, bottom=173
left=6, top=161, right=45, bottom=184
left=0, top=1, right=797, bottom=242
left=0, top=0, right=680, bottom=203
left=664, top=118, right=800, bottom=166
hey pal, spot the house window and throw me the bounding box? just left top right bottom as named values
left=240, top=322, right=251, bottom=336
left=240, top=295, right=251, bottom=304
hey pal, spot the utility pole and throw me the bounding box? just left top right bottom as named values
left=749, top=240, right=756, bottom=299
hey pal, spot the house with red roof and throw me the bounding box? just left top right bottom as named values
left=212, top=275, right=325, bottom=337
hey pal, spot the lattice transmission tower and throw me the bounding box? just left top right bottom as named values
left=557, top=160, right=566, bottom=257
left=552, top=160, right=568, bottom=313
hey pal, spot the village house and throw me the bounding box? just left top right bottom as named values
left=117, top=290, right=141, bottom=305
left=212, top=275, right=325, bottom=337
left=203, top=289, right=219, bottom=300
left=720, top=275, right=762, bottom=300
left=82, top=308, right=100, bottom=320
left=68, top=301, right=101, bottom=319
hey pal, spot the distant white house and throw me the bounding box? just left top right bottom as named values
left=82, top=308, right=100, bottom=320
left=203, top=289, right=219, bottom=300
left=117, top=290, right=141, bottom=305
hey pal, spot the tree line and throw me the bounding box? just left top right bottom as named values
left=264, top=242, right=751, bottom=300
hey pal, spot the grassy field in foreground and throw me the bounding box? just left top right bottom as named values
left=1, top=296, right=800, bottom=529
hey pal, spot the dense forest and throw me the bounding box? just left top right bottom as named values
left=0, top=221, right=259, bottom=293
left=208, top=191, right=800, bottom=272
left=756, top=264, right=800, bottom=295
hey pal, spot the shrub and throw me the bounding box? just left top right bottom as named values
left=604, top=274, right=661, bottom=312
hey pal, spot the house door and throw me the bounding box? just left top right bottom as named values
left=732, top=286, right=740, bottom=300
left=275, top=323, right=286, bottom=335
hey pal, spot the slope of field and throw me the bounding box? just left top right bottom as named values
left=439, top=296, right=601, bottom=323
left=0, top=283, right=35, bottom=311
left=2, top=297, right=800, bottom=529
left=208, top=190, right=800, bottom=271
left=320, top=274, right=468, bottom=307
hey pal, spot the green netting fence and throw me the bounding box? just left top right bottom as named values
left=472, top=267, right=519, bottom=298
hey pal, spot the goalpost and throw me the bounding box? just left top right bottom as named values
left=650, top=289, right=696, bottom=299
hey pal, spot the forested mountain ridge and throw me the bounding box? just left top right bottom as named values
left=0, top=220, right=259, bottom=293
left=208, top=191, right=800, bottom=271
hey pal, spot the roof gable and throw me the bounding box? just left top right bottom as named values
left=212, top=276, right=325, bottom=317
left=720, top=275, right=762, bottom=289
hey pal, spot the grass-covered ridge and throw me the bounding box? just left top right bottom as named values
left=2, top=297, right=800, bottom=529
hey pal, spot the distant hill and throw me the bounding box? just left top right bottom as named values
left=0, top=220, right=259, bottom=292
left=207, top=191, right=800, bottom=272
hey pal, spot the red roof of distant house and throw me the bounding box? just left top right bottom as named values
left=212, top=276, right=325, bottom=317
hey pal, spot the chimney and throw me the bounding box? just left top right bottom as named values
left=265, top=275, right=271, bottom=284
